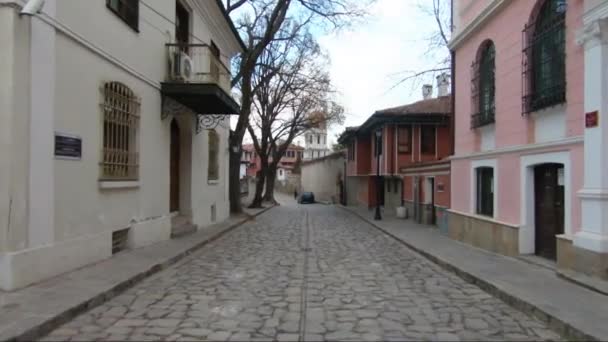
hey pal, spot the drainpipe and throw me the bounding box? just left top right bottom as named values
left=20, top=0, right=45, bottom=15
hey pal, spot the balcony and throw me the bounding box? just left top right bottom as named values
left=161, top=44, right=239, bottom=115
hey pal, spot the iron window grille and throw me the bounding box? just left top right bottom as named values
left=100, top=82, right=140, bottom=181
left=522, top=0, right=566, bottom=115
left=106, top=0, right=139, bottom=32
left=471, top=41, right=496, bottom=128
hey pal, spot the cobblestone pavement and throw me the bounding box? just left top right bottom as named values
left=41, top=202, right=562, bottom=341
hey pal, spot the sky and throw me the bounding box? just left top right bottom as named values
left=237, top=0, right=448, bottom=148
left=313, top=0, right=447, bottom=147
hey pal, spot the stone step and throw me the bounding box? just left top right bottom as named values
left=171, top=223, right=197, bottom=238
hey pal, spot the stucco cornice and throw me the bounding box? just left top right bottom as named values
left=450, top=136, right=584, bottom=161
left=448, top=0, right=507, bottom=51
left=582, top=1, right=608, bottom=25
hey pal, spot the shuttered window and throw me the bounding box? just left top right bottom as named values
left=208, top=129, right=219, bottom=181
left=420, top=126, right=436, bottom=155
left=101, top=82, right=140, bottom=181
left=397, top=125, right=411, bottom=153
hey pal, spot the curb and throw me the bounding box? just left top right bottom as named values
left=11, top=205, right=276, bottom=342
left=340, top=205, right=598, bottom=342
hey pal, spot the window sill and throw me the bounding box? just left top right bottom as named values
left=207, top=180, right=220, bottom=185
left=99, top=181, right=140, bottom=190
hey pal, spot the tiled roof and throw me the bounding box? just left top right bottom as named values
left=375, top=95, right=452, bottom=115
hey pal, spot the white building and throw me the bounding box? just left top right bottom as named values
left=303, top=127, right=331, bottom=161
left=0, top=0, right=244, bottom=290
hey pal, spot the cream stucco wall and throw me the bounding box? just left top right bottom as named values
left=0, top=0, right=240, bottom=290
left=301, top=154, right=345, bottom=203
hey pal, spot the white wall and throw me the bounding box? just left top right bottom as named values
left=0, top=0, right=240, bottom=290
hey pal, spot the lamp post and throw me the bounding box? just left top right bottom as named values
left=374, top=129, right=382, bottom=220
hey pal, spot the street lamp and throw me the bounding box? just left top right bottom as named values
left=374, top=129, right=382, bottom=220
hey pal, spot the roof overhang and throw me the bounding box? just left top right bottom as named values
left=358, top=113, right=450, bottom=133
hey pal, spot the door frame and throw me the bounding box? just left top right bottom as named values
left=520, top=151, right=571, bottom=254
left=170, top=119, right=180, bottom=213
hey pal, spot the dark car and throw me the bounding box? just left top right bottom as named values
left=298, top=192, right=315, bottom=204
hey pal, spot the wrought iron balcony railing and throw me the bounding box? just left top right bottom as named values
left=166, top=43, right=232, bottom=95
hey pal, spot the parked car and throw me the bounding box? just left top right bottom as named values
left=298, top=192, right=315, bottom=204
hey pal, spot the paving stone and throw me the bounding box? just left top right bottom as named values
left=39, top=204, right=563, bottom=342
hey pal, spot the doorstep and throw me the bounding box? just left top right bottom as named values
left=0, top=205, right=275, bottom=342
left=341, top=205, right=608, bottom=341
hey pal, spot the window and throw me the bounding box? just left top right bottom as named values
left=375, top=132, right=383, bottom=156
left=317, top=135, right=321, bottom=144
left=397, top=126, right=411, bottom=153
left=101, top=82, right=140, bottom=180
left=106, top=0, right=139, bottom=32
left=208, top=129, right=219, bottom=181
left=308, top=135, right=313, bottom=144
left=420, top=126, right=436, bottom=154
left=522, top=0, right=566, bottom=114
left=471, top=41, right=496, bottom=128
left=348, top=141, right=355, bottom=161
left=476, top=167, right=494, bottom=216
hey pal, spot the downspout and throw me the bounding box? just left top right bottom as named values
left=20, top=0, right=45, bottom=15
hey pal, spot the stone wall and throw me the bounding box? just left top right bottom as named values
left=447, top=210, right=519, bottom=257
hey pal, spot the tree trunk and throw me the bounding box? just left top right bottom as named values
left=249, top=169, right=266, bottom=208
left=263, top=167, right=277, bottom=204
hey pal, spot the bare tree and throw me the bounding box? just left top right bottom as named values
left=247, top=31, right=344, bottom=207
left=225, top=0, right=369, bottom=214
left=391, top=0, right=451, bottom=92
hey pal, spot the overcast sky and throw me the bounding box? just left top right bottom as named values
left=238, top=0, right=447, bottom=148
left=300, top=0, right=445, bottom=146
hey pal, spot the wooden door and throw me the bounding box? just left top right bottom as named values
left=170, top=120, right=180, bottom=212
left=534, top=164, right=565, bottom=260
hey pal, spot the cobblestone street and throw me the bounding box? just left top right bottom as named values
left=41, top=202, right=562, bottom=341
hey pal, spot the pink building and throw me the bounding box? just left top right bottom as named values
left=449, top=0, right=608, bottom=280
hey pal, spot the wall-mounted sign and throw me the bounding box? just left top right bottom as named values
left=585, top=110, right=599, bottom=128
left=54, top=132, right=82, bottom=160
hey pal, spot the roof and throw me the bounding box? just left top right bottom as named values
left=337, top=126, right=359, bottom=144
left=358, top=95, right=452, bottom=133
left=375, top=95, right=451, bottom=115
left=214, top=0, right=247, bottom=52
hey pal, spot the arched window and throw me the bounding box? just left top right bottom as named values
left=101, top=81, right=140, bottom=180
left=523, top=0, right=566, bottom=114
left=471, top=40, right=495, bottom=128
left=208, top=129, right=219, bottom=181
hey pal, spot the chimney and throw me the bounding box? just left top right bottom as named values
left=436, top=72, right=450, bottom=97
left=422, top=84, right=433, bottom=100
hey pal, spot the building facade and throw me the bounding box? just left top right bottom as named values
left=339, top=82, right=452, bottom=228
left=449, top=0, right=608, bottom=279
left=0, top=0, right=244, bottom=290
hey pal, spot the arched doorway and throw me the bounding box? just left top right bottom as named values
left=534, top=163, right=565, bottom=260
left=170, top=119, right=180, bottom=212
